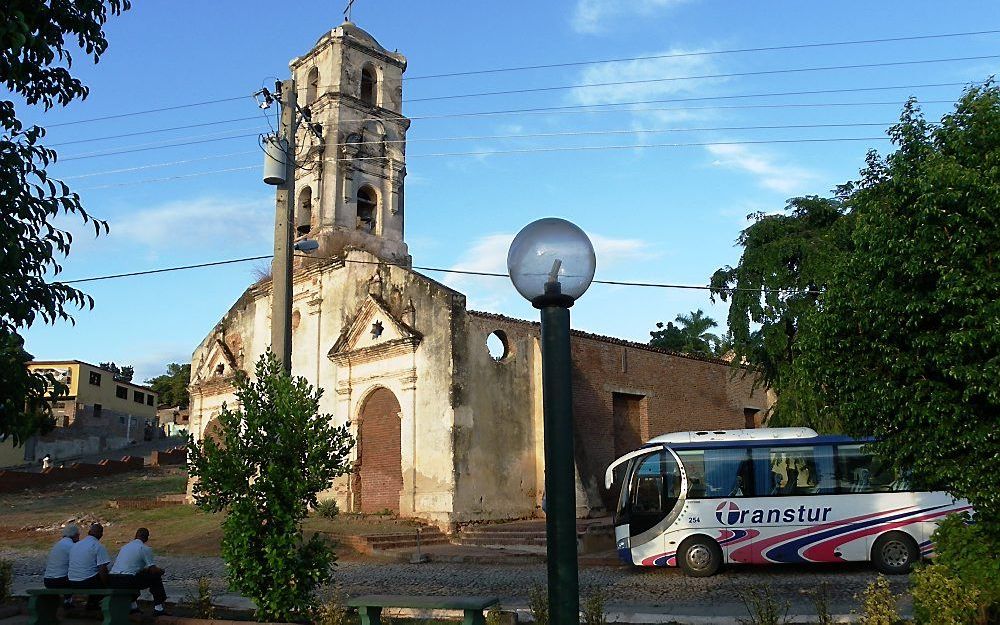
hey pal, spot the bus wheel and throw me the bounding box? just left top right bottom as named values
left=678, top=536, right=722, bottom=577
left=871, top=531, right=919, bottom=574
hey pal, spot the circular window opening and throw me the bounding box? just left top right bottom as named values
left=486, top=330, right=511, bottom=361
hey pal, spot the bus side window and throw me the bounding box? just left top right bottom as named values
left=753, top=446, right=836, bottom=496
left=677, top=448, right=753, bottom=498
left=836, top=444, right=900, bottom=493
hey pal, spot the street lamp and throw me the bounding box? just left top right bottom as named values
left=507, top=217, right=595, bottom=625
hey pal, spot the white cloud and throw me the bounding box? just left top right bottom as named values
left=572, top=0, right=688, bottom=34
left=706, top=143, right=821, bottom=194
left=441, top=231, right=657, bottom=311
left=107, top=195, right=273, bottom=251
left=569, top=50, right=723, bottom=108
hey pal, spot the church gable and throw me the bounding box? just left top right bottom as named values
left=329, top=294, right=421, bottom=364
left=193, top=335, right=239, bottom=382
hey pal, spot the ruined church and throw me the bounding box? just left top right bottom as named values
left=188, top=22, right=773, bottom=529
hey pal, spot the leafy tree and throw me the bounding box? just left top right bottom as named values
left=710, top=196, right=851, bottom=431
left=650, top=310, right=721, bottom=356
left=0, top=1, right=130, bottom=444
left=146, top=363, right=191, bottom=408
left=99, top=361, right=134, bottom=382
left=187, top=353, right=355, bottom=621
left=649, top=321, right=686, bottom=351
left=801, top=86, right=1000, bottom=531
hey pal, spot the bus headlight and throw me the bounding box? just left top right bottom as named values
left=616, top=537, right=630, bottom=550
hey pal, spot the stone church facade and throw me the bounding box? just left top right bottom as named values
left=188, top=22, right=773, bottom=529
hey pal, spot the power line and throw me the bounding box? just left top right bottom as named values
left=403, top=29, right=1000, bottom=80
left=63, top=121, right=901, bottom=179
left=41, top=95, right=255, bottom=128
left=71, top=135, right=892, bottom=191
left=46, top=81, right=969, bottom=151
left=62, top=255, right=272, bottom=284
left=407, top=55, right=1000, bottom=103
left=60, top=252, right=822, bottom=295
left=59, top=131, right=265, bottom=162
left=47, top=116, right=264, bottom=147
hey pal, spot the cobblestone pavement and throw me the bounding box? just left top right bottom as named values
left=3, top=547, right=909, bottom=616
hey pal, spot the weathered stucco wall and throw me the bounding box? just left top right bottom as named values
left=189, top=249, right=462, bottom=526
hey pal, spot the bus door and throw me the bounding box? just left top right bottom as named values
left=614, top=448, right=685, bottom=565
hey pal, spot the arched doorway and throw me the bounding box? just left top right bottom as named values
left=357, top=387, right=402, bottom=513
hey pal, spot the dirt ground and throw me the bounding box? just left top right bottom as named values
left=0, top=467, right=426, bottom=558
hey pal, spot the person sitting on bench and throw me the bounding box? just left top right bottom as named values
left=43, top=524, right=80, bottom=607
left=110, top=527, right=169, bottom=616
left=67, top=523, right=111, bottom=611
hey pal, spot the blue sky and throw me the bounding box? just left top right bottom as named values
left=21, top=1, right=1000, bottom=382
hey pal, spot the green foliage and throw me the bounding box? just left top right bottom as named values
left=582, top=588, right=608, bottom=625
left=187, top=352, right=355, bottom=621
left=0, top=558, right=11, bottom=604
left=99, top=362, right=134, bottom=383
left=856, top=575, right=900, bottom=625
left=0, top=0, right=129, bottom=443
left=527, top=585, right=549, bottom=625
left=810, top=583, right=833, bottom=625
left=737, top=585, right=789, bottom=625
left=485, top=604, right=505, bottom=625
left=314, top=586, right=353, bottom=625
left=183, top=576, right=215, bottom=620
left=710, top=196, right=851, bottom=431
left=910, top=514, right=999, bottom=624
left=802, top=84, right=1000, bottom=529
left=146, top=363, right=192, bottom=408
left=316, top=498, right=340, bottom=519
left=911, top=564, right=983, bottom=625
left=650, top=309, right=722, bottom=356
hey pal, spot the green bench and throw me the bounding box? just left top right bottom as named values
left=345, top=595, right=500, bottom=625
left=27, top=588, right=135, bottom=625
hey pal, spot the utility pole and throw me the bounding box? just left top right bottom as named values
left=271, top=79, right=297, bottom=373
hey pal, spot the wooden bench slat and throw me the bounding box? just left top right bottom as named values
left=346, top=595, right=499, bottom=610
left=28, top=588, right=134, bottom=595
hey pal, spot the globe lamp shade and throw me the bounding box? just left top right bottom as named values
left=507, top=217, right=596, bottom=307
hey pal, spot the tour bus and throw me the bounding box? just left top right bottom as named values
left=605, top=428, right=970, bottom=577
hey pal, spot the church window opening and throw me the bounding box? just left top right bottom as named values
left=306, top=67, right=320, bottom=105
left=486, top=330, right=511, bottom=361
left=357, top=186, right=377, bottom=232
left=297, top=186, right=313, bottom=234
left=360, top=64, right=377, bottom=106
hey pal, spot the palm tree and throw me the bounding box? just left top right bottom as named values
left=674, top=309, right=721, bottom=355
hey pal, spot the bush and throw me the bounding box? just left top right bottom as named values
left=582, top=588, right=608, bottom=625
left=485, top=604, right=505, bottom=625
left=527, top=585, right=548, bottom=625
left=912, top=514, right=999, bottom=625
left=737, top=585, right=789, bottom=625
left=316, top=499, right=340, bottom=519
left=0, top=559, right=11, bottom=604
left=314, top=587, right=352, bottom=625
left=856, top=576, right=899, bottom=625
left=183, top=576, right=215, bottom=620
left=187, top=352, right=355, bottom=621
left=911, top=564, right=982, bottom=625
left=810, top=583, right=833, bottom=625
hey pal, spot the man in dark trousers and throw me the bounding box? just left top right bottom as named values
left=43, top=524, right=80, bottom=607
left=67, top=523, right=111, bottom=610
left=110, top=527, right=170, bottom=616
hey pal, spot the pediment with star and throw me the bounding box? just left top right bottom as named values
left=328, top=295, right=421, bottom=364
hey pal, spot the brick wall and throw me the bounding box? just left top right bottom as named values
left=569, top=333, right=769, bottom=508
left=357, top=387, right=403, bottom=514
left=0, top=456, right=145, bottom=493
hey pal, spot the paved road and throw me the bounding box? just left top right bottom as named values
left=3, top=548, right=911, bottom=621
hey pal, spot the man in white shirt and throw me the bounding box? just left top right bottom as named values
left=67, top=523, right=111, bottom=610
left=43, top=524, right=79, bottom=608
left=110, top=527, right=169, bottom=615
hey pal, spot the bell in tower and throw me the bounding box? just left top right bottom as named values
left=288, top=21, right=410, bottom=265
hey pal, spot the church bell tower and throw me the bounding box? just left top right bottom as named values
left=288, top=21, right=410, bottom=264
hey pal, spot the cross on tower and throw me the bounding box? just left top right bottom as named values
left=344, top=0, right=357, bottom=21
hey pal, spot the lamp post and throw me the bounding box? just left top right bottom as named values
left=507, top=218, right=596, bottom=625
